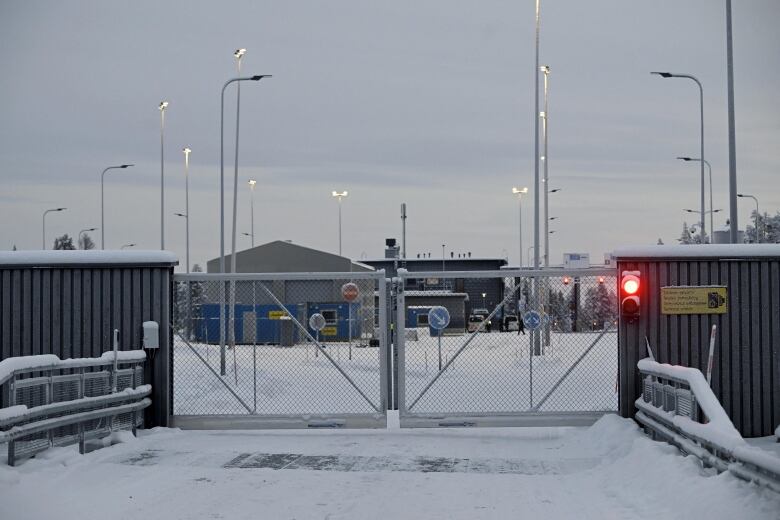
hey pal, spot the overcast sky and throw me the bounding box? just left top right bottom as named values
left=1, top=1, right=778, bottom=269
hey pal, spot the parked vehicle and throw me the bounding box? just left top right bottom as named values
left=504, top=315, right=519, bottom=332
left=467, top=311, right=492, bottom=333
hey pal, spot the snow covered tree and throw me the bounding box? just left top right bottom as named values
left=745, top=210, right=779, bottom=243
left=53, top=234, right=76, bottom=250
left=678, top=223, right=694, bottom=244
left=78, top=233, right=96, bottom=250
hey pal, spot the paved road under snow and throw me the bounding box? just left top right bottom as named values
left=1, top=415, right=778, bottom=520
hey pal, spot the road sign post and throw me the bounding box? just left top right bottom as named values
left=341, top=283, right=359, bottom=360
left=428, top=306, right=450, bottom=371
left=309, top=313, right=326, bottom=358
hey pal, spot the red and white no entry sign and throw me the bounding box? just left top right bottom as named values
left=341, top=282, right=359, bottom=302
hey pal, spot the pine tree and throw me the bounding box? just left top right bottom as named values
left=78, top=233, right=96, bottom=250
left=53, top=234, right=76, bottom=250
left=678, top=223, right=694, bottom=244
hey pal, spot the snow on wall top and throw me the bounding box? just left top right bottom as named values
left=0, top=250, right=178, bottom=267
left=0, top=351, right=146, bottom=384
left=613, top=244, right=780, bottom=259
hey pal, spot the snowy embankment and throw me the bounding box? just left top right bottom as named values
left=1, top=415, right=778, bottom=520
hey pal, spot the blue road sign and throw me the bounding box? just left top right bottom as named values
left=428, top=306, right=451, bottom=330
left=523, top=310, right=542, bottom=330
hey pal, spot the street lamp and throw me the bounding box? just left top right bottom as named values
left=737, top=193, right=760, bottom=243
left=512, top=187, right=528, bottom=267
left=481, top=293, right=487, bottom=308
left=441, top=244, right=446, bottom=272
left=242, top=232, right=253, bottom=241
left=248, top=179, right=256, bottom=247
left=219, top=74, right=271, bottom=376
left=120, top=243, right=136, bottom=250
left=332, top=191, right=348, bottom=256
left=159, top=101, right=169, bottom=250
left=78, top=227, right=97, bottom=249
left=42, top=208, right=66, bottom=249
left=229, top=49, right=249, bottom=291
left=677, top=157, right=713, bottom=239
left=182, top=147, right=191, bottom=273
left=652, top=72, right=705, bottom=240
left=540, top=64, right=551, bottom=268
left=101, top=164, right=133, bottom=249
left=174, top=212, right=189, bottom=270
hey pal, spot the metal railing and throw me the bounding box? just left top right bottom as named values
left=636, top=358, right=780, bottom=493
left=397, top=267, right=618, bottom=426
left=0, top=351, right=149, bottom=466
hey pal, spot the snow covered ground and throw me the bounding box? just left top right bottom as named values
left=2, top=415, right=778, bottom=520
left=173, top=330, right=616, bottom=416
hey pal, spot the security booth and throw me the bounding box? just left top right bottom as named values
left=615, top=245, right=780, bottom=437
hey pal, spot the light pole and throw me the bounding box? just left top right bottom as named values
left=442, top=244, right=446, bottom=272
left=678, top=157, right=713, bottom=240
left=78, top=227, right=97, bottom=249
left=481, top=293, right=486, bottom=308
left=159, top=101, right=169, bottom=250
left=332, top=191, right=348, bottom=256
left=540, top=64, right=550, bottom=268
left=42, top=208, right=66, bottom=249
left=182, top=147, right=191, bottom=273
left=737, top=193, right=760, bottom=243
left=229, top=49, right=248, bottom=294
left=101, top=164, right=133, bottom=249
left=120, top=243, right=136, bottom=250
left=174, top=212, right=189, bottom=268
left=219, top=74, right=271, bottom=376
left=248, top=179, right=256, bottom=247
left=512, top=187, right=528, bottom=267
left=652, top=72, right=705, bottom=240
left=726, top=0, right=738, bottom=243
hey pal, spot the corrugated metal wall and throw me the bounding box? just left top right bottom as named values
left=0, top=263, right=174, bottom=426
left=618, top=257, right=780, bottom=437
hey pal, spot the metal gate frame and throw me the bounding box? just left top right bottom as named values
left=396, top=267, right=618, bottom=428
left=170, top=270, right=389, bottom=429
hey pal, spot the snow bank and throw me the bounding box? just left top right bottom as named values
left=613, top=244, right=780, bottom=259
left=0, top=250, right=178, bottom=266
left=637, top=358, right=743, bottom=449
left=0, top=351, right=146, bottom=383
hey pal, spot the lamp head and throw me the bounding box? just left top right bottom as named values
left=183, top=147, right=191, bottom=155
left=512, top=187, right=528, bottom=195
left=248, top=179, right=257, bottom=187
left=651, top=71, right=673, bottom=78
left=250, top=74, right=272, bottom=81
left=332, top=190, right=348, bottom=198
left=234, top=48, right=246, bottom=59
left=159, top=101, right=169, bottom=110
left=120, top=164, right=134, bottom=168
left=540, top=65, right=550, bottom=73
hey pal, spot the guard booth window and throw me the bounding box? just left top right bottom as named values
left=322, top=309, right=338, bottom=325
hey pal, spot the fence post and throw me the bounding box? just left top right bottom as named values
left=396, top=271, right=407, bottom=415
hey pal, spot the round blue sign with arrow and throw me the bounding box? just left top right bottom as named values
left=428, top=306, right=451, bottom=330
left=523, top=310, right=542, bottom=330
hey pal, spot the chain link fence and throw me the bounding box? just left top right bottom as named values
left=397, top=269, right=618, bottom=422
left=172, top=272, right=387, bottom=424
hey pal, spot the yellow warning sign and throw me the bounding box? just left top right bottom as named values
left=661, top=286, right=728, bottom=315
left=321, top=326, right=337, bottom=336
left=268, top=310, right=287, bottom=320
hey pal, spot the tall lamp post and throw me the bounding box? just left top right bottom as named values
left=182, top=147, right=191, bottom=273
left=159, top=101, right=169, bottom=250
left=540, top=64, right=551, bottom=268
left=174, top=212, right=189, bottom=266
left=332, top=191, right=348, bottom=256
left=229, top=49, right=248, bottom=294
left=737, top=193, right=760, bottom=243
left=42, top=208, right=67, bottom=249
left=677, top=157, right=713, bottom=239
left=219, top=74, right=271, bottom=376
left=248, top=179, right=256, bottom=247
left=512, top=187, right=528, bottom=267
left=78, top=227, right=97, bottom=249
left=101, top=164, right=133, bottom=249
left=652, top=72, right=705, bottom=241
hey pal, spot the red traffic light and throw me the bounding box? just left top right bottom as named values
left=621, top=274, right=640, bottom=295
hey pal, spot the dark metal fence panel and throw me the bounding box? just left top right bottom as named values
left=0, top=254, right=176, bottom=427
left=617, top=249, right=780, bottom=437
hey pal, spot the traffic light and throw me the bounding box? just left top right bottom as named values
left=620, top=271, right=641, bottom=322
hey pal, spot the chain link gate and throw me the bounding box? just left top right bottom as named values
left=171, top=271, right=388, bottom=428
left=397, top=268, right=618, bottom=427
